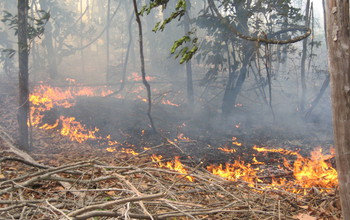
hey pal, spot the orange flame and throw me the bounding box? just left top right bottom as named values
left=161, top=99, right=180, bottom=107
left=232, top=137, right=242, bottom=146
left=209, top=146, right=337, bottom=193
left=218, top=147, right=236, bottom=153
left=253, top=146, right=338, bottom=192
left=120, top=148, right=139, bottom=155
left=60, top=116, right=99, bottom=143
left=128, top=72, right=156, bottom=82
left=207, top=161, right=261, bottom=186
left=176, top=133, right=191, bottom=141
left=251, top=157, right=265, bottom=165
left=151, top=154, right=194, bottom=182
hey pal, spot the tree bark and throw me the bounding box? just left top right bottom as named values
left=17, top=0, right=30, bottom=150
left=325, top=1, right=350, bottom=219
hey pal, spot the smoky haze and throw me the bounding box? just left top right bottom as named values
left=0, top=0, right=333, bottom=156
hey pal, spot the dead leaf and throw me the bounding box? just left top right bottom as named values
left=106, top=191, right=116, bottom=196
left=294, top=213, right=317, bottom=220
left=299, top=206, right=309, bottom=209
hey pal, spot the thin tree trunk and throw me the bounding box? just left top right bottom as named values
left=325, top=1, right=350, bottom=219
left=132, top=0, right=156, bottom=133
left=39, top=0, right=58, bottom=79
left=300, top=0, right=310, bottom=112
left=80, top=0, right=86, bottom=75
left=106, top=0, right=111, bottom=83
left=17, top=0, right=30, bottom=150
left=184, top=0, right=194, bottom=106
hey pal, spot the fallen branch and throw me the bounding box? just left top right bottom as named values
left=67, top=192, right=165, bottom=218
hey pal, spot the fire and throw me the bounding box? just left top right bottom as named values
left=232, top=137, right=242, bottom=146
left=128, top=72, right=156, bottom=82
left=175, top=133, right=191, bottom=141
left=28, top=81, right=137, bottom=155
left=120, top=148, right=139, bottom=155
left=161, top=99, right=180, bottom=107
left=207, top=161, right=261, bottom=186
left=60, top=116, right=99, bottom=143
left=253, top=145, right=299, bottom=156
left=251, top=157, right=265, bottom=165
left=253, top=146, right=337, bottom=191
left=106, top=147, right=116, bottom=152
left=137, top=95, right=148, bottom=102
left=151, top=154, right=194, bottom=182
left=207, top=145, right=337, bottom=193
left=292, top=147, right=338, bottom=189
left=29, top=80, right=338, bottom=193
left=218, top=147, right=236, bottom=153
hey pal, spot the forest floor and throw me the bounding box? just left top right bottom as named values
left=0, top=83, right=342, bottom=219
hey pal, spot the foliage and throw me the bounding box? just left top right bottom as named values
left=2, top=10, right=50, bottom=42
left=141, top=0, right=198, bottom=64
left=195, top=0, right=307, bottom=87
left=170, top=32, right=198, bottom=64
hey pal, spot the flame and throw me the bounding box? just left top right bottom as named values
left=137, top=95, right=148, bottom=102
left=106, top=147, right=116, bottom=152
left=120, top=148, right=139, bottom=155
left=218, top=147, right=236, bottom=153
left=252, top=146, right=338, bottom=192
left=208, top=146, right=337, bottom=193
left=207, top=161, right=261, bottom=186
left=29, top=81, right=338, bottom=193
left=151, top=154, right=194, bottom=182
left=176, top=133, right=191, bottom=141
left=253, top=145, right=299, bottom=156
left=292, top=147, right=337, bottom=189
left=60, top=116, right=99, bottom=143
left=161, top=99, right=180, bottom=107
left=251, top=157, right=265, bottom=165
left=128, top=72, right=156, bottom=82
left=232, top=137, right=242, bottom=146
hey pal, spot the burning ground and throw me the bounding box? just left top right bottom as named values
left=0, top=79, right=341, bottom=219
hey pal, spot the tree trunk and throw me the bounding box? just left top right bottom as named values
left=106, top=0, right=111, bottom=83
left=80, top=0, right=86, bottom=75
left=39, top=0, right=58, bottom=79
left=133, top=0, right=156, bottom=133
left=184, top=0, right=194, bottom=106
left=17, top=0, right=30, bottom=150
left=222, top=43, right=254, bottom=117
left=325, top=1, right=350, bottom=219
left=300, top=0, right=310, bottom=112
